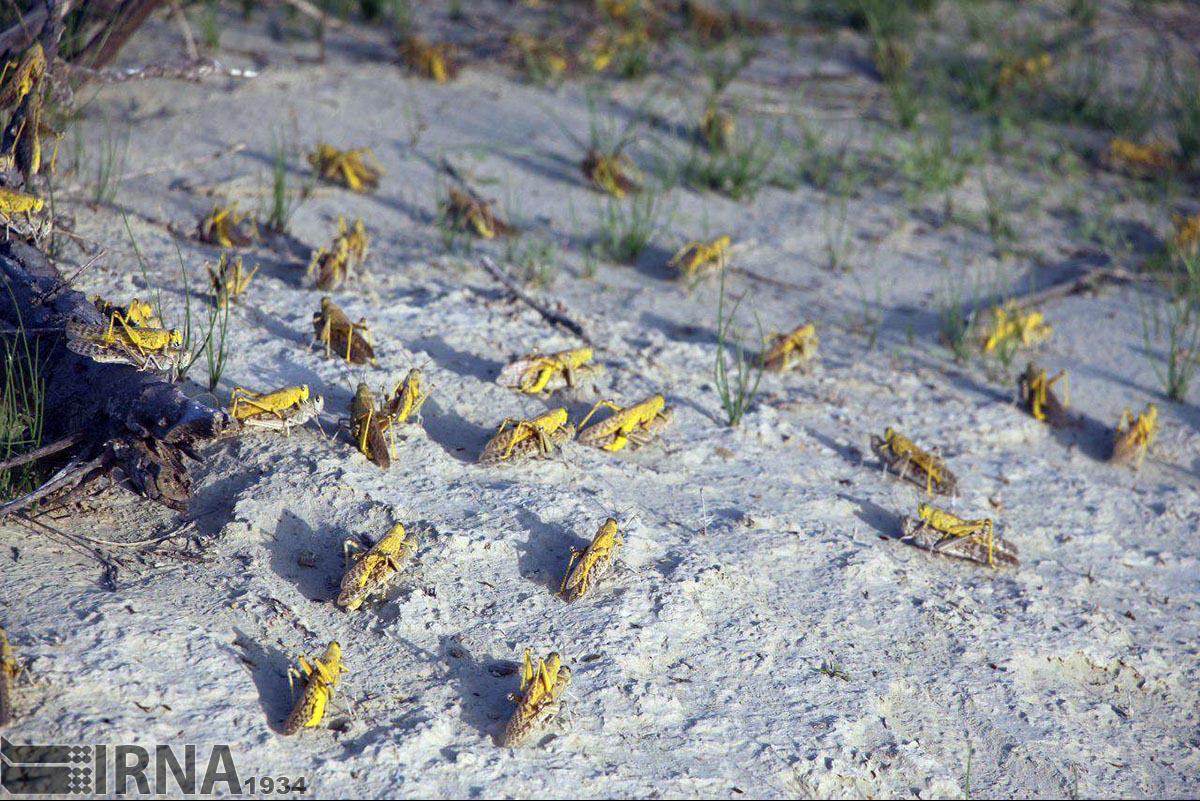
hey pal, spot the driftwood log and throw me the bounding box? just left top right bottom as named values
left=0, top=238, right=231, bottom=514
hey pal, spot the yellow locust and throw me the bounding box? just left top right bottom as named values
left=283, top=641, right=346, bottom=735
left=576, top=394, right=671, bottom=452
left=502, top=649, right=571, bottom=746
left=560, top=518, right=623, bottom=602
left=337, top=523, right=418, bottom=612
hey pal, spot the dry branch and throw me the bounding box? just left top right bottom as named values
left=64, top=57, right=259, bottom=83
left=0, top=238, right=233, bottom=515
left=479, top=256, right=591, bottom=343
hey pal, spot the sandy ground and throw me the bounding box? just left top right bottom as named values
left=1, top=3, right=1199, bottom=798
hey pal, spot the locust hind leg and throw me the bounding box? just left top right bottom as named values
left=500, top=421, right=536, bottom=461
left=357, top=409, right=374, bottom=455
left=559, top=548, right=582, bottom=596
left=577, top=399, right=624, bottom=432
left=521, top=360, right=558, bottom=393
left=343, top=539, right=366, bottom=572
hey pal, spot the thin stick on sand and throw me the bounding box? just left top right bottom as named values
left=479, top=256, right=591, bottom=344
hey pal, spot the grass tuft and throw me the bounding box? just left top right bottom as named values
left=714, top=271, right=765, bottom=427
left=0, top=288, right=45, bottom=502
left=595, top=182, right=669, bottom=263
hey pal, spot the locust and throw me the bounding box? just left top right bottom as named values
left=399, top=35, right=458, bottom=82
left=0, top=626, right=19, bottom=726
left=1175, top=212, right=1200, bottom=256
left=700, top=104, right=735, bottom=151
left=3, top=94, right=60, bottom=180
left=901, top=502, right=1018, bottom=568
left=337, top=523, right=418, bottom=612
left=668, top=235, right=729, bottom=280
left=0, top=44, right=59, bottom=181
left=0, top=186, right=50, bottom=241
left=508, top=33, right=569, bottom=83
left=208, top=254, right=258, bottom=308
left=871, top=428, right=957, bottom=497
left=351, top=382, right=391, bottom=470
left=309, top=216, right=369, bottom=291
left=0, top=43, right=45, bottom=108
left=684, top=0, right=772, bottom=41
left=1108, top=137, right=1173, bottom=173
left=312, top=297, right=376, bottom=365
left=977, top=302, right=1052, bottom=355
left=581, top=149, right=640, bottom=197
left=479, top=407, right=574, bottom=464
left=997, top=52, right=1052, bottom=87
left=442, top=187, right=509, bottom=239
left=65, top=313, right=189, bottom=377
left=759, top=323, right=818, bottom=372
left=577, top=394, right=671, bottom=452
left=197, top=203, right=257, bottom=249
left=92, top=295, right=161, bottom=328
left=1018, top=363, right=1073, bottom=427
left=283, top=641, right=346, bottom=736
left=308, top=144, right=383, bottom=193
left=560, top=518, right=623, bottom=602
left=348, top=371, right=425, bottom=469
left=497, top=348, right=602, bottom=394
left=379, top=368, right=428, bottom=428
left=230, top=385, right=323, bottom=434
left=1112, top=404, right=1157, bottom=469
left=502, top=649, right=571, bottom=747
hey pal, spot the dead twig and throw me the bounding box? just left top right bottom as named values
left=0, top=0, right=73, bottom=57
left=0, top=434, right=82, bottom=472
left=1009, top=267, right=1148, bottom=311
left=64, top=57, right=259, bottom=83
left=169, top=0, right=199, bottom=61
left=0, top=454, right=106, bottom=519
left=479, top=256, right=591, bottom=343
left=14, top=512, right=120, bottom=589
left=279, top=0, right=344, bottom=30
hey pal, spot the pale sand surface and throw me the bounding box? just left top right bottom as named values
left=1, top=4, right=1198, bottom=798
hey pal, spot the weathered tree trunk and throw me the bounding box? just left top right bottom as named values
left=0, top=238, right=230, bottom=513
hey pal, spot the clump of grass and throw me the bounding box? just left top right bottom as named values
left=592, top=6, right=653, bottom=80
left=1173, top=63, right=1200, bottom=168
left=823, top=191, right=854, bottom=272
left=980, top=170, right=1016, bottom=250
left=510, top=34, right=569, bottom=86
left=1043, top=51, right=1161, bottom=140
left=203, top=298, right=232, bottom=393
left=435, top=181, right=472, bottom=254
left=125, top=218, right=234, bottom=389
left=92, top=118, right=127, bottom=206
left=198, top=0, right=221, bottom=51
left=582, top=87, right=644, bottom=161
left=682, top=123, right=776, bottom=201
left=791, top=120, right=861, bottom=193
left=1067, top=0, right=1099, bottom=27
left=264, top=131, right=304, bottom=234
left=0, top=297, right=45, bottom=501
left=901, top=110, right=973, bottom=202
left=595, top=183, right=668, bottom=263
left=510, top=237, right=559, bottom=287
left=713, top=271, right=765, bottom=427
left=939, top=276, right=975, bottom=363
left=853, top=273, right=884, bottom=350
left=815, top=660, right=850, bottom=681
left=1141, top=249, right=1200, bottom=402
left=860, top=0, right=926, bottom=128
left=696, top=38, right=756, bottom=99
